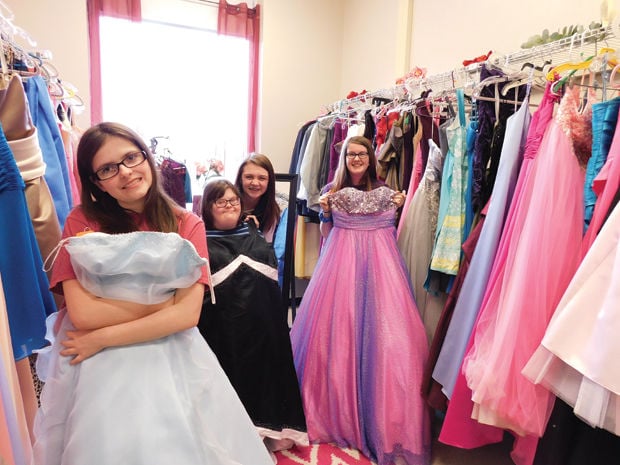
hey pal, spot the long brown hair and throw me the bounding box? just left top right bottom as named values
left=200, top=179, right=243, bottom=230
left=76, top=122, right=179, bottom=233
left=234, top=153, right=280, bottom=233
left=329, top=136, right=379, bottom=193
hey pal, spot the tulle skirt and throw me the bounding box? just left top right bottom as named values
left=291, top=211, right=431, bottom=465
left=33, top=311, right=273, bottom=465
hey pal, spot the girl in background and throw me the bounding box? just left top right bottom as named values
left=235, top=153, right=281, bottom=243
left=200, top=178, right=307, bottom=452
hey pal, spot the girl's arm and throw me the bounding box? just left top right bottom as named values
left=319, top=211, right=333, bottom=238
left=318, top=192, right=333, bottom=238
left=62, top=279, right=174, bottom=330
left=61, top=282, right=204, bottom=364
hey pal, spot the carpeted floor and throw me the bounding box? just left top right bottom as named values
left=274, top=443, right=376, bottom=465
left=274, top=436, right=514, bottom=465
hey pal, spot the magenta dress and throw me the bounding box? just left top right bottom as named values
left=290, top=186, right=431, bottom=465
left=581, top=111, right=620, bottom=253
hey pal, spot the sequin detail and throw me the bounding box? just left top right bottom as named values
left=329, top=186, right=397, bottom=214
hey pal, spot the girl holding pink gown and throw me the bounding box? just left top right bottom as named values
left=291, top=136, right=431, bottom=465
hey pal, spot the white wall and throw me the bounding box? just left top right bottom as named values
left=259, top=0, right=344, bottom=171
left=2, top=0, right=611, bottom=172
left=339, top=0, right=412, bottom=95
left=410, top=0, right=606, bottom=74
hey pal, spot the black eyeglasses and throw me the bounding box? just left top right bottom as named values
left=345, top=152, right=369, bottom=160
left=92, top=150, right=148, bottom=181
left=214, top=197, right=241, bottom=208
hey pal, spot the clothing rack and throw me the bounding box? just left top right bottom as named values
left=326, top=24, right=620, bottom=114
left=0, top=6, right=84, bottom=111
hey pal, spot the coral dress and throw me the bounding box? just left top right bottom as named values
left=290, top=186, right=431, bottom=465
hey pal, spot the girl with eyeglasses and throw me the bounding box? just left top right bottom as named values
left=33, top=122, right=273, bottom=465
left=199, top=179, right=307, bottom=452
left=290, top=136, right=431, bottom=465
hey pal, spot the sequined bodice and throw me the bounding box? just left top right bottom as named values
left=329, top=186, right=397, bottom=214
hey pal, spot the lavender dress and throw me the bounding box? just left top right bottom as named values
left=290, top=186, right=431, bottom=465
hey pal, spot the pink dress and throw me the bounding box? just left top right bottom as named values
left=1, top=287, right=29, bottom=465
left=437, top=84, right=558, bottom=465
left=463, top=85, right=591, bottom=437
left=290, top=186, right=431, bottom=465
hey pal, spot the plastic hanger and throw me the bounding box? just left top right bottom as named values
left=471, top=71, right=528, bottom=101
left=501, top=62, right=548, bottom=97
left=546, top=47, right=617, bottom=81
left=608, top=62, right=620, bottom=97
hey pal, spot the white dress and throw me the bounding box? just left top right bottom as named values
left=523, top=201, right=620, bottom=435
left=33, top=232, right=274, bottom=465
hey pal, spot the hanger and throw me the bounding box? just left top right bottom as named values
left=546, top=47, right=617, bottom=81
left=471, top=70, right=529, bottom=101
left=501, top=61, right=550, bottom=97
left=58, top=79, right=84, bottom=107
left=0, top=4, right=36, bottom=48
left=608, top=62, right=620, bottom=97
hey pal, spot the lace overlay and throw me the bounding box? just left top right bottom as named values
left=556, top=85, right=594, bottom=168
left=423, top=141, right=443, bottom=237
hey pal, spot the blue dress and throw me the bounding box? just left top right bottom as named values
left=0, top=125, right=55, bottom=360
left=432, top=97, right=531, bottom=398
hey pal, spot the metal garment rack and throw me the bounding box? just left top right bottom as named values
left=275, top=173, right=299, bottom=322
left=325, top=24, right=620, bottom=112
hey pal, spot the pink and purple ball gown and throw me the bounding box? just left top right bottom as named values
left=290, top=185, right=431, bottom=465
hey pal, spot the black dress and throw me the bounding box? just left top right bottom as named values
left=199, top=221, right=306, bottom=438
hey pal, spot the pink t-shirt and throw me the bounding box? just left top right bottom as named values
left=50, top=206, right=210, bottom=296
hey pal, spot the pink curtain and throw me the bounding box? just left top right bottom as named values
left=87, top=0, right=141, bottom=124
left=218, top=0, right=260, bottom=153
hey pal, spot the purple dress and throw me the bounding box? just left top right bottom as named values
left=290, top=186, right=431, bottom=465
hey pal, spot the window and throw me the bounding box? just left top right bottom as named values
left=99, top=16, right=249, bottom=196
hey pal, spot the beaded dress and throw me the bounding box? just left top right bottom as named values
left=290, top=186, right=431, bottom=465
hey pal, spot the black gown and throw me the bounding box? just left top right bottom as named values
left=199, top=222, right=306, bottom=437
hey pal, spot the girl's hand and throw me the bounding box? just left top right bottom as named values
left=245, top=214, right=259, bottom=228
left=391, top=190, right=406, bottom=208
left=60, top=329, right=105, bottom=365
left=319, top=193, right=331, bottom=212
